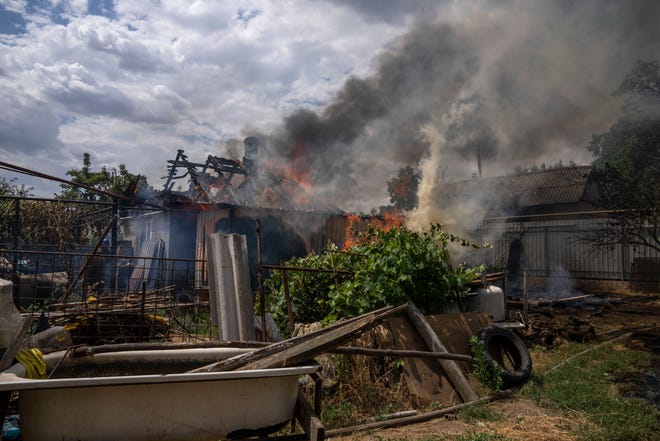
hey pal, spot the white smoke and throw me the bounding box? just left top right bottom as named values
left=407, top=95, right=479, bottom=231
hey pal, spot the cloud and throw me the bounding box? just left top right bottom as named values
left=0, top=84, right=62, bottom=154
left=0, top=1, right=28, bottom=15
left=79, top=21, right=175, bottom=73
left=326, top=0, right=445, bottom=24
left=36, top=62, right=134, bottom=115
left=33, top=62, right=186, bottom=124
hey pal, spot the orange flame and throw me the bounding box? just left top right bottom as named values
left=258, top=141, right=315, bottom=208
left=342, top=212, right=405, bottom=250
left=290, top=141, right=313, bottom=191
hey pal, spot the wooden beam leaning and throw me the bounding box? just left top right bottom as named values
left=405, top=301, right=478, bottom=402
left=243, top=304, right=409, bottom=370
left=62, top=214, right=117, bottom=303
left=188, top=304, right=407, bottom=373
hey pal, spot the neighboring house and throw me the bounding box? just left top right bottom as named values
left=441, top=166, right=658, bottom=292
left=440, top=166, right=599, bottom=221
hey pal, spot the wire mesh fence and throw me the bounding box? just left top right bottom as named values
left=1, top=248, right=215, bottom=345
left=0, top=195, right=218, bottom=344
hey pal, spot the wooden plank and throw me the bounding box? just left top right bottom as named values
left=296, top=391, right=324, bottom=441
left=243, top=315, right=375, bottom=370
left=243, top=304, right=407, bottom=370
left=190, top=312, right=375, bottom=373
left=189, top=304, right=407, bottom=373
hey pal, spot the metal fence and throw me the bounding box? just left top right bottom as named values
left=467, top=218, right=659, bottom=288
left=0, top=248, right=214, bottom=344
left=0, top=195, right=215, bottom=344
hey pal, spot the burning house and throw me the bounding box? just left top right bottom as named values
left=126, top=137, right=351, bottom=292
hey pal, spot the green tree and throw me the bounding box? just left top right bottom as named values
left=264, top=224, right=485, bottom=335
left=0, top=177, right=85, bottom=247
left=387, top=165, right=421, bottom=211
left=56, top=153, right=147, bottom=245
left=586, top=60, right=660, bottom=252
left=0, top=177, right=33, bottom=197
left=0, top=177, right=32, bottom=244
left=58, top=153, right=138, bottom=202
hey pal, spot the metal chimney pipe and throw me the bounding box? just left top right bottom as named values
left=243, top=137, right=259, bottom=176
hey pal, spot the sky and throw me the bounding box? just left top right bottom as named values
left=1, top=0, right=660, bottom=213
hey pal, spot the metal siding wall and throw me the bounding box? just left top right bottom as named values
left=471, top=218, right=658, bottom=281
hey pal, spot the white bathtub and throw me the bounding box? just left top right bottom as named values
left=0, top=346, right=319, bottom=441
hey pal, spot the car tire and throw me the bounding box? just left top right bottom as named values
left=475, top=325, right=532, bottom=389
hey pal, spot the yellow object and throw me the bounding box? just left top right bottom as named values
left=16, top=348, right=47, bottom=379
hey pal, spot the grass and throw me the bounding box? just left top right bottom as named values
left=320, top=347, right=415, bottom=429
left=322, top=400, right=360, bottom=428
left=522, top=340, right=659, bottom=441
left=458, top=402, right=502, bottom=423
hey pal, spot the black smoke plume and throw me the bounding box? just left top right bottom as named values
left=256, top=0, right=660, bottom=213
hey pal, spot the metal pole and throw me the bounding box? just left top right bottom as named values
left=12, top=198, right=19, bottom=251
left=110, top=198, right=119, bottom=293
left=281, top=268, right=295, bottom=336
left=62, top=215, right=117, bottom=302
left=256, top=219, right=266, bottom=341
left=523, top=270, right=529, bottom=329
left=11, top=198, right=20, bottom=297
left=111, top=198, right=118, bottom=251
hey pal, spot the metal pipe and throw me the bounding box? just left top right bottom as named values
left=261, top=264, right=351, bottom=275
left=254, top=390, right=515, bottom=441
left=523, top=270, right=529, bottom=329
left=0, top=195, right=114, bottom=206
left=12, top=197, right=19, bottom=277
left=62, top=215, right=117, bottom=302
left=0, top=248, right=201, bottom=263
left=330, top=346, right=472, bottom=362
left=0, top=161, right=139, bottom=204
left=256, top=219, right=266, bottom=342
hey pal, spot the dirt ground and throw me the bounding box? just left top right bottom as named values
left=335, top=396, right=582, bottom=441
left=332, top=289, right=660, bottom=441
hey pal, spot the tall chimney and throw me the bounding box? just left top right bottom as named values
left=243, top=137, right=259, bottom=176
left=476, top=144, right=483, bottom=179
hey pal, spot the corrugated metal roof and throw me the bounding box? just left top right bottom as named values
left=500, top=166, right=591, bottom=207
left=441, top=166, right=592, bottom=209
